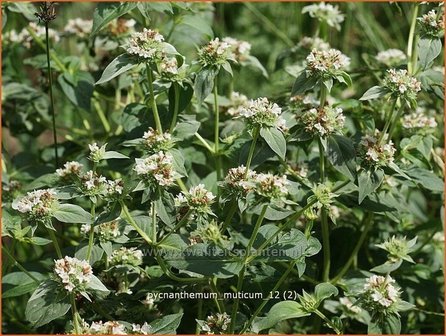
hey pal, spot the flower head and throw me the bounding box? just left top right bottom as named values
left=362, top=274, right=400, bottom=309
left=311, top=183, right=337, bottom=209
left=175, top=184, right=215, bottom=215
left=254, top=173, right=289, bottom=199
left=238, top=97, right=287, bottom=131
left=306, top=48, right=350, bottom=77
left=12, top=189, right=57, bottom=223
left=54, top=256, right=92, bottom=293
left=63, top=18, right=93, bottom=38
left=297, top=36, right=330, bottom=52
left=132, top=323, right=152, bottom=335
left=78, top=320, right=127, bottom=335
left=223, top=166, right=257, bottom=196
left=199, top=312, right=231, bottom=334
left=375, top=49, right=406, bottom=67
left=402, top=108, right=437, bottom=134
left=383, top=69, right=421, bottom=101
left=198, top=38, right=232, bottom=67
left=359, top=130, right=396, bottom=167
left=376, top=236, right=417, bottom=263
left=222, top=37, right=252, bottom=62
left=134, top=152, right=180, bottom=187
left=56, top=161, right=84, bottom=179
left=226, top=92, right=249, bottom=117
left=142, top=128, right=174, bottom=153
left=300, top=106, right=345, bottom=137
left=108, top=247, right=143, bottom=267
left=302, top=3, right=345, bottom=30
left=81, top=219, right=122, bottom=242
left=190, top=220, right=228, bottom=246
left=9, top=22, right=60, bottom=48
left=126, top=28, right=165, bottom=62
left=418, top=9, right=445, bottom=38
left=88, top=142, right=107, bottom=162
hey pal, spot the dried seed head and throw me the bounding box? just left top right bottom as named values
left=35, top=2, right=57, bottom=23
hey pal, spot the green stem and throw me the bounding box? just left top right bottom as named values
left=119, top=201, right=152, bottom=245
left=331, top=212, right=374, bottom=284
left=170, top=83, right=181, bottom=131
left=214, top=77, right=222, bottom=180
left=245, top=127, right=260, bottom=177
left=379, top=98, right=398, bottom=145
left=158, top=209, right=192, bottom=245
left=1, top=245, right=39, bottom=282
left=407, top=3, right=420, bottom=75
left=86, top=203, right=96, bottom=262
left=146, top=64, right=163, bottom=132
left=319, top=83, right=328, bottom=107
left=210, top=277, right=225, bottom=313
left=230, top=204, right=268, bottom=333
left=195, top=132, right=215, bottom=153
left=318, top=138, right=330, bottom=281
left=151, top=201, right=157, bottom=244
left=93, top=99, right=111, bottom=133
left=70, top=294, right=80, bottom=334
left=44, top=21, right=58, bottom=167
left=240, top=261, right=296, bottom=334
left=221, top=200, right=238, bottom=232
left=318, top=139, right=325, bottom=182
left=195, top=296, right=204, bottom=335
left=387, top=104, right=405, bottom=143
left=48, top=228, right=62, bottom=258
left=314, top=309, right=341, bottom=334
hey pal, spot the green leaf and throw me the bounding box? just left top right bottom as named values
left=406, top=167, right=444, bottom=192
left=3, top=281, right=39, bottom=298
left=96, top=54, right=137, bottom=85
left=327, top=135, right=356, bottom=181
left=53, top=204, right=92, bottom=224
left=360, top=86, right=388, bottom=101
left=95, top=202, right=122, bottom=225
left=368, top=313, right=401, bottom=334
left=25, top=280, right=71, bottom=328
left=168, top=84, right=194, bottom=120
left=291, top=71, right=319, bottom=95
left=314, top=282, right=338, bottom=302
left=58, top=71, right=94, bottom=111
left=241, top=55, right=268, bottom=78
left=418, top=38, right=442, bottom=70
left=357, top=168, right=384, bottom=204
left=103, top=151, right=129, bottom=160
left=254, top=301, right=310, bottom=332
left=173, top=119, right=201, bottom=140
left=260, top=127, right=286, bottom=160
left=148, top=313, right=184, bottom=334
left=194, top=67, right=217, bottom=105
left=179, top=15, right=214, bottom=38
left=75, top=245, right=104, bottom=265
left=87, top=275, right=110, bottom=296
left=91, top=2, right=138, bottom=36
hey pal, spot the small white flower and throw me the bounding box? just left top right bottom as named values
left=126, top=28, right=165, bottom=61
left=306, top=48, right=350, bottom=75
left=363, top=274, right=400, bottom=308
left=56, top=161, right=83, bottom=178
left=375, top=49, right=406, bottom=67
left=254, top=173, right=289, bottom=199
left=198, top=38, right=232, bottom=66
left=54, top=256, right=93, bottom=293
left=12, top=189, right=57, bottom=220
left=302, top=3, right=345, bottom=30
left=134, top=151, right=180, bottom=187
left=88, top=142, right=107, bottom=162
left=238, top=97, right=287, bottom=131
left=222, top=37, right=252, bottom=61
left=132, top=323, right=152, bottom=335
left=175, top=184, right=215, bottom=215
left=384, top=69, right=421, bottom=100
left=300, top=106, right=345, bottom=137
left=63, top=18, right=93, bottom=38
left=108, top=247, right=143, bottom=267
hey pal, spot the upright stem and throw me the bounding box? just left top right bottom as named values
left=70, top=294, right=80, bottom=334
left=48, top=227, right=62, bottom=259
left=387, top=104, right=405, bottom=143
left=331, top=212, right=374, bottom=284
left=86, top=203, right=96, bottom=262
left=318, top=138, right=330, bottom=282
left=158, top=209, right=192, bottom=245
left=120, top=200, right=152, bottom=245
left=44, top=22, right=58, bottom=167
left=146, top=64, right=163, bottom=132
left=230, top=204, right=268, bottom=333
left=221, top=200, right=238, bottom=232
left=319, top=83, right=328, bottom=107
left=245, top=127, right=260, bottom=177
left=379, top=98, right=398, bottom=145
left=407, top=3, right=420, bottom=75
left=151, top=201, right=157, bottom=244
left=214, top=77, right=222, bottom=180
left=170, top=83, right=181, bottom=131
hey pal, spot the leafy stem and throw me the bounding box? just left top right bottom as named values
left=214, top=76, right=222, bottom=180
left=170, top=82, right=181, bottom=131
left=331, top=212, right=374, bottom=284
left=44, top=21, right=59, bottom=167
left=151, top=201, right=157, bottom=244
left=1, top=245, right=39, bottom=283
left=119, top=200, right=153, bottom=245
left=157, top=209, right=192, bottom=245
left=245, top=126, right=260, bottom=177
left=318, top=138, right=330, bottom=282
left=146, top=64, right=163, bottom=132
left=47, top=227, right=63, bottom=259
left=221, top=200, right=238, bottom=232
left=379, top=98, right=398, bottom=145
left=314, top=308, right=341, bottom=335
left=70, top=294, right=80, bottom=334
left=407, top=3, right=420, bottom=75
left=86, top=203, right=96, bottom=262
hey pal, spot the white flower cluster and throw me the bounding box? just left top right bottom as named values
left=222, top=37, right=252, bottom=61
left=81, top=219, right=121, bottom=242
left=255, top=173, right=289, bottom=199
left=54, top=256, right=93, bottom=292
left=160, top=57, right=179, bottom=77
left=359, top=131, right=396, bottom=166
left=238, top=97, right=287, bottom=131
left=297, top=36, right=330, bottom=51
left=402, top=109, right=437, bottom=132
left=134, top=152, right=179, bottom=187
left=302, top=2, right=345, bottom=30
left=200, top=312, right=231, bottom=334
left=12, top=189, right=57, bottom=221
left=198, top=38, right=232, bottom=66
left=375, top=49, right=406, bottom=67
left=300, top=106, right=345, bottom=137
left=363, top=274, right=400, bottom=308
left=79, top=320, right=127, bottom=335
left=7, top=22, right=59, bottom=48
left=80, top=170, right=123, bottom=197
left=306, top=48, right=350, bottom=76
left=108, top=247, right=143, bottom=267
left=88, top=142, right=107, bottom=162
left=226, top=92, right=249, bottom=117
left=142, top=127, right=174, bottom=153
left=108, top=18, right=136, bottom=36
left=339, top=297, right=362, bottom=315
left=131, top=323, right=152, bottom=334
left=224, top=165, right=257, bottom=195
left=418, top=9, right=445, bottom=38
left=63, top=18, right=93, bottom=38
left=384, top=69, right=421, bottom=100
left=56, top=161, right=83, bottom=178
left=175, top=184, right=216, bottom=215
left=126, top=28, right=165, bottom=61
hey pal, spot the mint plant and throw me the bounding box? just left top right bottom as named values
left=2, top=2, right=444, bottom=335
